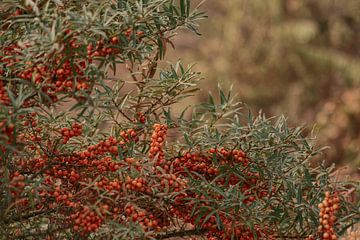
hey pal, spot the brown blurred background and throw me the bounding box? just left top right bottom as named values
left=168, top=0, right=360, bottom=173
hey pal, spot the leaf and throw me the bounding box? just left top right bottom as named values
left=180, top=0, right=186, bottom=17
left=157, top=37, right=167, bottom=60
left=219, top=88, right=227, bottom=105
left=163, top=108, right=174, bottom=125
left=50, top=19, right=57, bottom=42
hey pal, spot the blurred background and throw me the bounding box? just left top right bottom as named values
left=169, top=0, right=360, bottom=173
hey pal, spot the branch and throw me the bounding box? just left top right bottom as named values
left=2, top=209, right=56, bottom=224
left=155, top=228, right=207, bottom=240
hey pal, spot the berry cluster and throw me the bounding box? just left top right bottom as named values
left=158, top=173, right=187, bottom=193
left=173, top=148, right=268, bottom=202
left=0, top=31, right=126, bottom=108
left=124, top=204, right=168, bottom=231
left=90, top=156, right=121, bottom=173
left=0, top=119, right=14, bottom=144
left=1, top=44, right=58, bottom=104
left=137, top=112, right=146, bottom=123
left=207, top=223, right=273, bottom=240
left=71, top=208, right=103, bottom=235
left=119, top=128, right=138, bottom=145
left=306, top=191, right=340, bottom=240
left=171, top=192, right=273, bottom=240
left=125, top=176, right=150, bottom=193
left=60, top=122, right=82, bottom=144
left=0, top=78, right=10, bottom=105
left=94, top=177, right=121, bottom=192
left=173, top=153, right=217, bottom=175
left=86, top=37, right=121, bottom=58
left=16, top=112, right=43, bottom=150
left=49, top=166, right=81, bottom=183
left=149, top=123, right=167, bottom=165
left=20, top=112, right=38, bottom=128
left=52, top=186, right=75, bottom=204
left=124, top=28, right=145, bottom=38
left=144, top=125, right=274, bottom=239
left=318, top=192, right=340, bottom=240
left=77, top=136, right=119, bottom=158
left=53, top=58, right=90, bottom=93
left=125, top=157, right=140, bottom=166
left=9, top=171, right=25, bottom=198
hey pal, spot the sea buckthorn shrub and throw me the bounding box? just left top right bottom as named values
left=0, top=1, right=359, bottom=239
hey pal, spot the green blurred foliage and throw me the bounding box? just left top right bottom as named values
left=171, top=0, right=360, bottom=171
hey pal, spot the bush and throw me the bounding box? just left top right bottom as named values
left=0, top=1, right=358, bottom=239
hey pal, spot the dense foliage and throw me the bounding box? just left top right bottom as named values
left=0, top=1, right=359, bottom=239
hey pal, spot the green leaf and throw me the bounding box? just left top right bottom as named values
left=180, top=0, right=186, bottom=17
